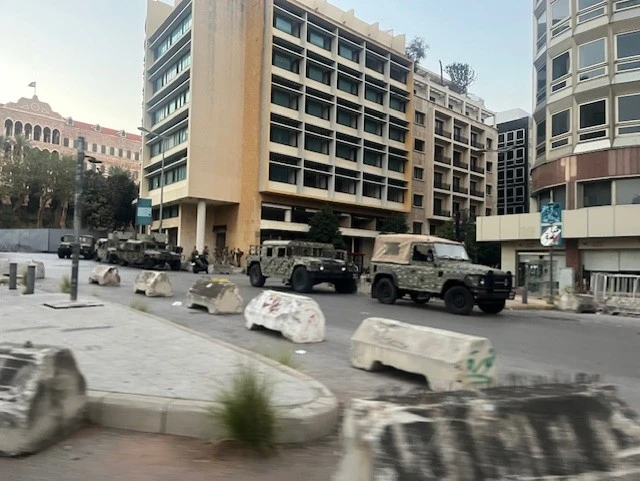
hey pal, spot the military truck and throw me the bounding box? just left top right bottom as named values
left=57, top=234, right=96, bottom=260
left=96, top=231, right=134, bottom=264
left=116, top=239, right=182, bottom=270
left=246, top=240, right=360, bottom=293
left=370, top=234, right=514, bottom=315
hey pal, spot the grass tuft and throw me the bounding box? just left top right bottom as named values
left=209, top=364, right=277, bottom=453
left=59, top=275, right=71, bottom=294
left=129, top=299, right=149, bottom=312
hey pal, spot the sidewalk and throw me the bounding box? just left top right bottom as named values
left=0, top=290, right=337, bottom=443
left=507, top=295, right=557, bottom=311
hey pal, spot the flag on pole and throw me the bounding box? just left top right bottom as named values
left=28, top=81, right=36, bottom=87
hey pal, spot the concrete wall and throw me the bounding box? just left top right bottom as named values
left=0, top=229, right=106, bottom=253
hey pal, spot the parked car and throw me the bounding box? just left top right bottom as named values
left=57, top=234, right=96, bottom=260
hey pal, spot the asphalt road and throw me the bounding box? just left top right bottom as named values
left=6, top=252, right=640, bottom=412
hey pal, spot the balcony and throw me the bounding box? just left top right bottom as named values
left=470, top=189, right=484, bottom=198
left=454, top=134, right=468, bottom=144
left=470, top=140, right=485, bottom=149
left=453, top=158, right=468, bottom=169
left=453, top=185, right=468, bottom=194
left=433, top=181, right=451, bottom=190
left=434, top=154, right=451, bottom=165
left=470, top=164, right=484, bottom=173
left=433, top=209, right=451, bottom=217
left=435, top=127, right=451, bottom=138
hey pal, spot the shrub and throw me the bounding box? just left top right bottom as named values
left=59, top=275, right=71, bottom=293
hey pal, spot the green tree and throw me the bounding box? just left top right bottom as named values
left=307, top=205, right=345, bottom=248
left=81, top=170, right=137, bottom=230
left=107, top=165, right=131, bottom=178
left=434, top=221, right=456, bottom=240
left=435, top=220, right=500, bottom=267
left=380, top=213, right=409, bottom=233
left=406, top=36, right=429, bottom=69
left=445, top=62, right=478, bottom=94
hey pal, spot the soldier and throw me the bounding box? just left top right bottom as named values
left=190, top=246, right=198, bottom=262
left=202, top=245, right=210, bottom=261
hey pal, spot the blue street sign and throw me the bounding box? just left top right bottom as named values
left=540, top=202, right=563, bottom=247
left=136, top=198, right=153, bottom=226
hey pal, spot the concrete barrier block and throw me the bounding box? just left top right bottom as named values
left=88, top=265, right=121, bottom=286
left=0, top=259, right=8, bottom=276
left=558, top=293, right=598, bottom=313
left=244, top=290, right=325, bottom=343
left=351, top=317, right=497, bottom=390
left=17, top=260, right=45, bottom=279
left=334, top=384, right=640, bottom=481
left=186, top=277, right=243, bottom=314
left=133, top=271, right=172, bottom=297
left=0, top=343, right=87, bottom=456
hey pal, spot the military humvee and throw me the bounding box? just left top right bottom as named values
left=370, top=234, right=514, bottom=315
left=116, top=239, right=182, bottom=271
left=246, top=240, right=360, bottom=293
left=57, top=234, right=96, bottom=260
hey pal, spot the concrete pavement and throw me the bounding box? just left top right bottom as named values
left=0, top=289, right=337, bottom=443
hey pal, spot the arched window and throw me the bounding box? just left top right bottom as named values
left=52, top=129, right=60, bottom=145
left=42, top=148, right=50, bottom=154
left=51, top=150, right=59, bottom=157
left=33, top=125, right=42, bottom=141
left=15, top=121, right=23, bottom=136
left=4, top=119, right=13, bottom=137
left=43, top=127, right=51, bottom=143
left=23, top=123, right=32, bottom=139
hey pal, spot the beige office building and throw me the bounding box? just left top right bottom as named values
left=477, top=0, right=640, bottom=290
left=141, top=0, right=413, bottom=258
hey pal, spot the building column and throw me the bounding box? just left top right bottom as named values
left=196, top=200, right=207, bottom=252
left=564, top=238, right=582, bottom=289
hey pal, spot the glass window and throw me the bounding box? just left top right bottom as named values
left=616, top=178, right=640, bottom=205
left=272, top=89, right=298, bottom=109
left=364, top=119, right=382, bottom=135
left=308, top=30, right=331, bottom=50
left=552, top=109, right=570, bottom=136
left=537, top=64, right=547, bottom=92
left=579, top=100, right=606, bottom=129
left=551, top=0, right=570, bottom=25
left=303, top=171, right=329, bottom=190
left=307, top=65, right=330, bottom=84
left=269, top=163, right=297, bottom=184
left=578, top=0, right=603, bottom=9
left=414, top=139, right=425, bottom=151
left=413, top=194, right=424, bottom=207
left=389, top=127, right=405, bottom=142
left=537, top=119, right=546, bottom=144
left=274, top=15, right=299, bottom=37
left=366, top=54, right=385, bottom=73
left=270, top=126, right=297, bottom=146
left=390, top=65, right=407, bottom=83
left=388, top=157, right=405, bottom=172
left=363, top=182, right=382, bottom=198
left=583, top=181, right=611, bottom=207
left=335, top=176, right=356, bottom=194
left=273, top=51, right=299, bottom=73
left=537, top=10, right=547, bottom=40
left=415, top=111, right=425, bottom=125
left=338, top=42, right=359, bottom=62
left=337, top=109, right=357, bottom=127
left=337, top=76, right=359, bottom=95
left=336, top=143, right=357, bottom=161
left=618, top=94, right=640, bottom=122
left=305, top=135, right=328, bottom=154
left=389, top=96, right=406, bottom=112
left=305, top=100, right=329, bottom=120
left=413, top=167, right=424, bottom=179
left=412, top=222, right=423, bottom=234
left=579, top=38, right=605, bottom=69
left=363, top=150, right=382, bottom=167
left=552, top=51, right=570, bottom=80
left=365, top=87, right=383, bottom=104
left=617, top=30, right=640, bottom=59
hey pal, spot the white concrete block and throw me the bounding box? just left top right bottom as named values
left=244, top=290, right=325, bottom=343
left=88, top=265, right=121, bottom=286
left=133, top=271, right=172, bottom=297
left=558, top=293, right=597, bottom=313
left=186, top=277, right=243, bottom=314
left=17, top=260, right=45, bottom=279
left=350, top=317, right=498, bottom=391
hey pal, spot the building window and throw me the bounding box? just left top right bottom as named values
left=126, top=150, right=132, bottom=159
left=387, top=187, right=405, bottom=203
left=578, top=0, right=604, bottom=9
left=307, top=64, right=331, bottom=84
left=154, top=13, right=192, bottom=59
left=536, top=119, right=546, bottom=146
left=366, top=54, right=385, bottom=73
left=365, top=87, right=384, bottom=104
left=337, top=76, right=359, bottom=95
left=583, top=181, right=611, bottom=207
left=101, top=145, right=106, bottom=154
left=487, top=161, right=493, bottom=172
left=552, top=51, right=570, bottom=80
left=579, top=38, right=606, bottom=70
left=336, top=143, right=357, bottom=161
left=305, top=99, right=330, bottom=120
left=389, top=127, right=405, bottom=142
left=618, top=94, right=640, bottom=123
left=413, top=194, right=424, bottom=207
left=616, top=30, right=640, bottom=63
left=134, top=152, right=140, bottom=161
left=364, top=119, right=382, bottom=136
left=412, top=222, right=423, bottom=234
left=307, top=29, right=331, bottom=50
left=363, top=182, right=382, bottom=198
left=486, top=138, right=493, bottom=149
left=551, top=109, right=571, bottom=137
left=274, top=14, right=300, bottom=37
left=414, top=139, right=425, bottom=152
left=92, top=143, right=97, bottom=152
left=388, top=157, right=405, bottom=173
left=154, top=52, right=191, bottom=92
left=305, top=135, right=329, bottom=154
left=269, top=161, right=298, bottom=184
left=485, top=208, right=492, bottom=216
left=338, top=42, right=359, bottom=62
left=389, top=96, right=406, bottom=112
left=272, top=88, right=299, bottom=109
left=109, top=146, right=115, bottom=156
left=579, top=99, right=606, bottom=129
left=63, top=138, right=69, bottom=147
left=335, top=175, right=356, bottom=194
left=536, top=9, right=547, bottom=46
left=303, top=170, right=329, bottom=190
left=415, top=111, right=425, bottom=125
left=413, top=167, right=424, bottom=180
left=337, top=109, right=358, bottom=128
left=270, top=126, right=298, bottom=146
left=486, top=185, right=492, bottom=195
left=273, top=51, right=299, bottom=73
left=616, top=177, right=640, bottom=205
left=363, top=150, right=382, bottom=167
left=551, top=0, right=570, bottom=27
left=151, top=89, right=190, bottom=124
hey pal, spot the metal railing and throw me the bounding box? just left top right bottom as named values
left=591, top=273, right=640, bottom=304
left=469, top=189, right=484, bottom=197
left=453, top=185, right=468, bottom=194
left=454, top=134, right=469, bottom=144
left=433, top=181, right=451, bottom=190
left=453, top=158, right=468, bottom=169
left=434, top=155, right=451, bottom=165
left=470, top=164, right=484, bottom=173
left=470, top=140, right=485, bottom=149
left=435, top=128, right=451, bottom=138
left=433, top=209, right=451, bottom=217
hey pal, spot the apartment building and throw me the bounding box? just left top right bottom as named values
left=410, top=68, right=498, bottom=235
left=1, top=96, right=141, bottom=177
left=477, top=0, right=640, bottom=289
left=141, top=0, right=413, bottom=259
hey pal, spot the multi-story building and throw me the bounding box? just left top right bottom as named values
left=477, top=0, right=640, bottom=289
left=141, top=0, right=413, bottom=258
left=494, top=108, right=533, bottom=215
left=1, top=95, right=141, bottom=178
left=410, top=68, right=497, bottom=235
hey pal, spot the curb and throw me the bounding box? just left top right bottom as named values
left=83, top=305, right=339, bottom=444
left=507, top=303, right=557, bottom=311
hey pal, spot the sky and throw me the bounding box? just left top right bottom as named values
left=0, top=0, right=533, bottom=133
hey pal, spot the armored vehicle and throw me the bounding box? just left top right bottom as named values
left=57, top=234, right=96, bottom=260
left=370, top=234, right=514, bottom=315
left=96, top=231, right=134, bottom=264
left=116, top=239, right=182, bottom=270
left=246, top=240, right=359, bottom=293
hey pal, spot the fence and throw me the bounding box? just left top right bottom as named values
left=0, top=229, right=107, bottom=253
left=590, top=272, right=640, bottom=315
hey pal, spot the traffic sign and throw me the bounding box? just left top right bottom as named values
left=540, top=202, right=563, bottom=247
left=136, top=198, right=152, bottom=226
left=540, top=225, right=562, bottom=247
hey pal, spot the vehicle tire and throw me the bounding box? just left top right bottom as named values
left=478, top=299, right=506, bottom=315
left=375, top=277, right=397, bottom=305
left=335, top=279, right=358, bottom=294
left=410, top=293, right=431, bottom=304
left=444, top=285, right=475, bottom=315
left=143, top=257, right=155, bottom=270
left=119, top=258, right=128, bottom=267
left=57, top=253, right=64, bottom=259
left=291, top=266, right=312, bottom=293
left=249, top=263, right=266, bottom=287
left=170, top=261, right=181, bottom=272
left=66, top=254, right=71, bottom=259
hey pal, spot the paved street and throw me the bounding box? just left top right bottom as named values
left=5, top=252, right=640, bottom=412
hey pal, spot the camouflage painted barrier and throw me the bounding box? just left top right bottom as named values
left=351, top=317, right=497, bottom=390
left=334, top=383, right=640, bottom=481
left=245, top=290, right=325, bottom=343
left=0, top=343, right=87, bottom=456
left=133, top=271, right=172, bottom=297
left=88, top=265, right=121, bottom=286
left=186, top=277, right=243, bottom=314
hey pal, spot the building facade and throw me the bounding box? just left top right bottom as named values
left=1, top=96, right=141, bottom=178
left=410, top=68, right=497, bottom=235
left=494, top=109, right=533, bottom=215
left=141, top=0, right=413, bottom=259
left=477, top=0, right=640, bottom=291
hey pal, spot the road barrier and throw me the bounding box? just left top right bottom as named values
left=591, top=273, right=640, bottom=315
left=133, top=271, right=173, bottom=297
left=186, top=277, right=243, bottom=314
left=89, top=265, right=121, bottom=286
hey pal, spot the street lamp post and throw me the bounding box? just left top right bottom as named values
left=138, top=126, right=167, bottom=234
left=70, top=136, right=102, bottom=302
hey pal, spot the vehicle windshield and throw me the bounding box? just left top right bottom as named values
left=433, top=242, right=470, bottom=261
left=293, top=246, right=334, bottom=257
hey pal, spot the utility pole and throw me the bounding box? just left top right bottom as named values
left=548, top=246, right=554, bottom=305
left=70, top=136, right=85, bottom=302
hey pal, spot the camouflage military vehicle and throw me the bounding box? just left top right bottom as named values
left=116, top=239, right=182, bottom=270
left=57, top=234, right=96, bottom=260
left=96, top=231, right=135, bottom=264
left=246, top=240, right=359, bottom=293
left=370, top=234, right=514, bottom=315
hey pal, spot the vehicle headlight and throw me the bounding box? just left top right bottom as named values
left=319, top=265, right=325, bottom=271
left=478, top=277, right=485, bottom=286
left=341, top=266, right=346, bottom=271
